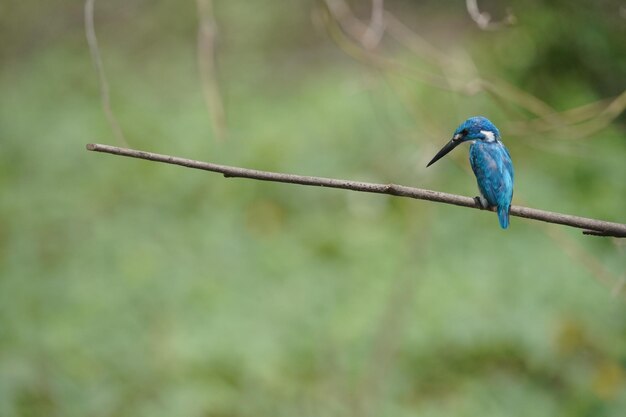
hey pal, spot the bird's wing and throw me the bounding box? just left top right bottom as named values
left=470, top=143, right=513, bottom=208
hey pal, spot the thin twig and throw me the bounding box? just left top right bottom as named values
left=86, top=143, right=626, bottom=238
left=84, top=0, right=128, bottom=147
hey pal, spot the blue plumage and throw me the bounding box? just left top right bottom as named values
left=427, top=116, right=514, bottom=229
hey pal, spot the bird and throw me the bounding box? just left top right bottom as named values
left=426, top=116, right=514, bottom=229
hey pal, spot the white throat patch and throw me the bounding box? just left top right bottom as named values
left=481, top=130, right=496, bottom=142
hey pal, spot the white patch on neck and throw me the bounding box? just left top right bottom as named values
left=481, top=130, right=496, bottom=142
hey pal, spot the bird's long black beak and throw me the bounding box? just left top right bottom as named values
left=426, top=138, right=461, bottom=167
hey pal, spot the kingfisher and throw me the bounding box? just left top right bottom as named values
left=426, top=116, right=514, bottom=229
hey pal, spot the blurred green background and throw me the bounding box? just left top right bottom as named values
left=1, top=0, right=626, bottom=416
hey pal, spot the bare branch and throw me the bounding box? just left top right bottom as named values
left=86, top=143, right=626, bottom=238
left=84, top=0, right=128, bottom=147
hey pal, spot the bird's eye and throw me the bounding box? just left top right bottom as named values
left=461, top=128, right=468, bottom=135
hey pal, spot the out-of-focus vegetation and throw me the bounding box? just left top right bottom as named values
left=1, top=1, right=625, bottom=416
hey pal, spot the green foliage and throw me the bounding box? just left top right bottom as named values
left=1, top=1, right=625, bottom=416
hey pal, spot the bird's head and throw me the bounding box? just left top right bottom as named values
left=427, top=116, right=500, bottom=167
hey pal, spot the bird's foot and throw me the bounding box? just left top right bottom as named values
left=474, top=196, right=490, bottom=210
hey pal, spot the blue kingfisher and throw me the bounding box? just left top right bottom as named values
left=427, top=116, right=514, bottom=229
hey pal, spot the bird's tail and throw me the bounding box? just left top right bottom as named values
left=497, top=205, right=510, bottom=229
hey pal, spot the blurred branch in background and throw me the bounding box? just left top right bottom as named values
left=84, top=0, right=128, bottom=147
left=196, top=0, right=227, bottom=142
left=381, top=10, right=621, bottom=137
left=86, top=143, right=626, bottom=239
left=323, top=0, right=370, bottom=48
left=465, top=0, right=516, bottom=30
left=323, top=0, right=385, bottom=50
left=362, top=0, right=385, bottom=50
left=320, top=0, right=626, bottom=139
left=321, top=1, right=563, bottom=122
left=506, top=89, right=626, bottom=139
